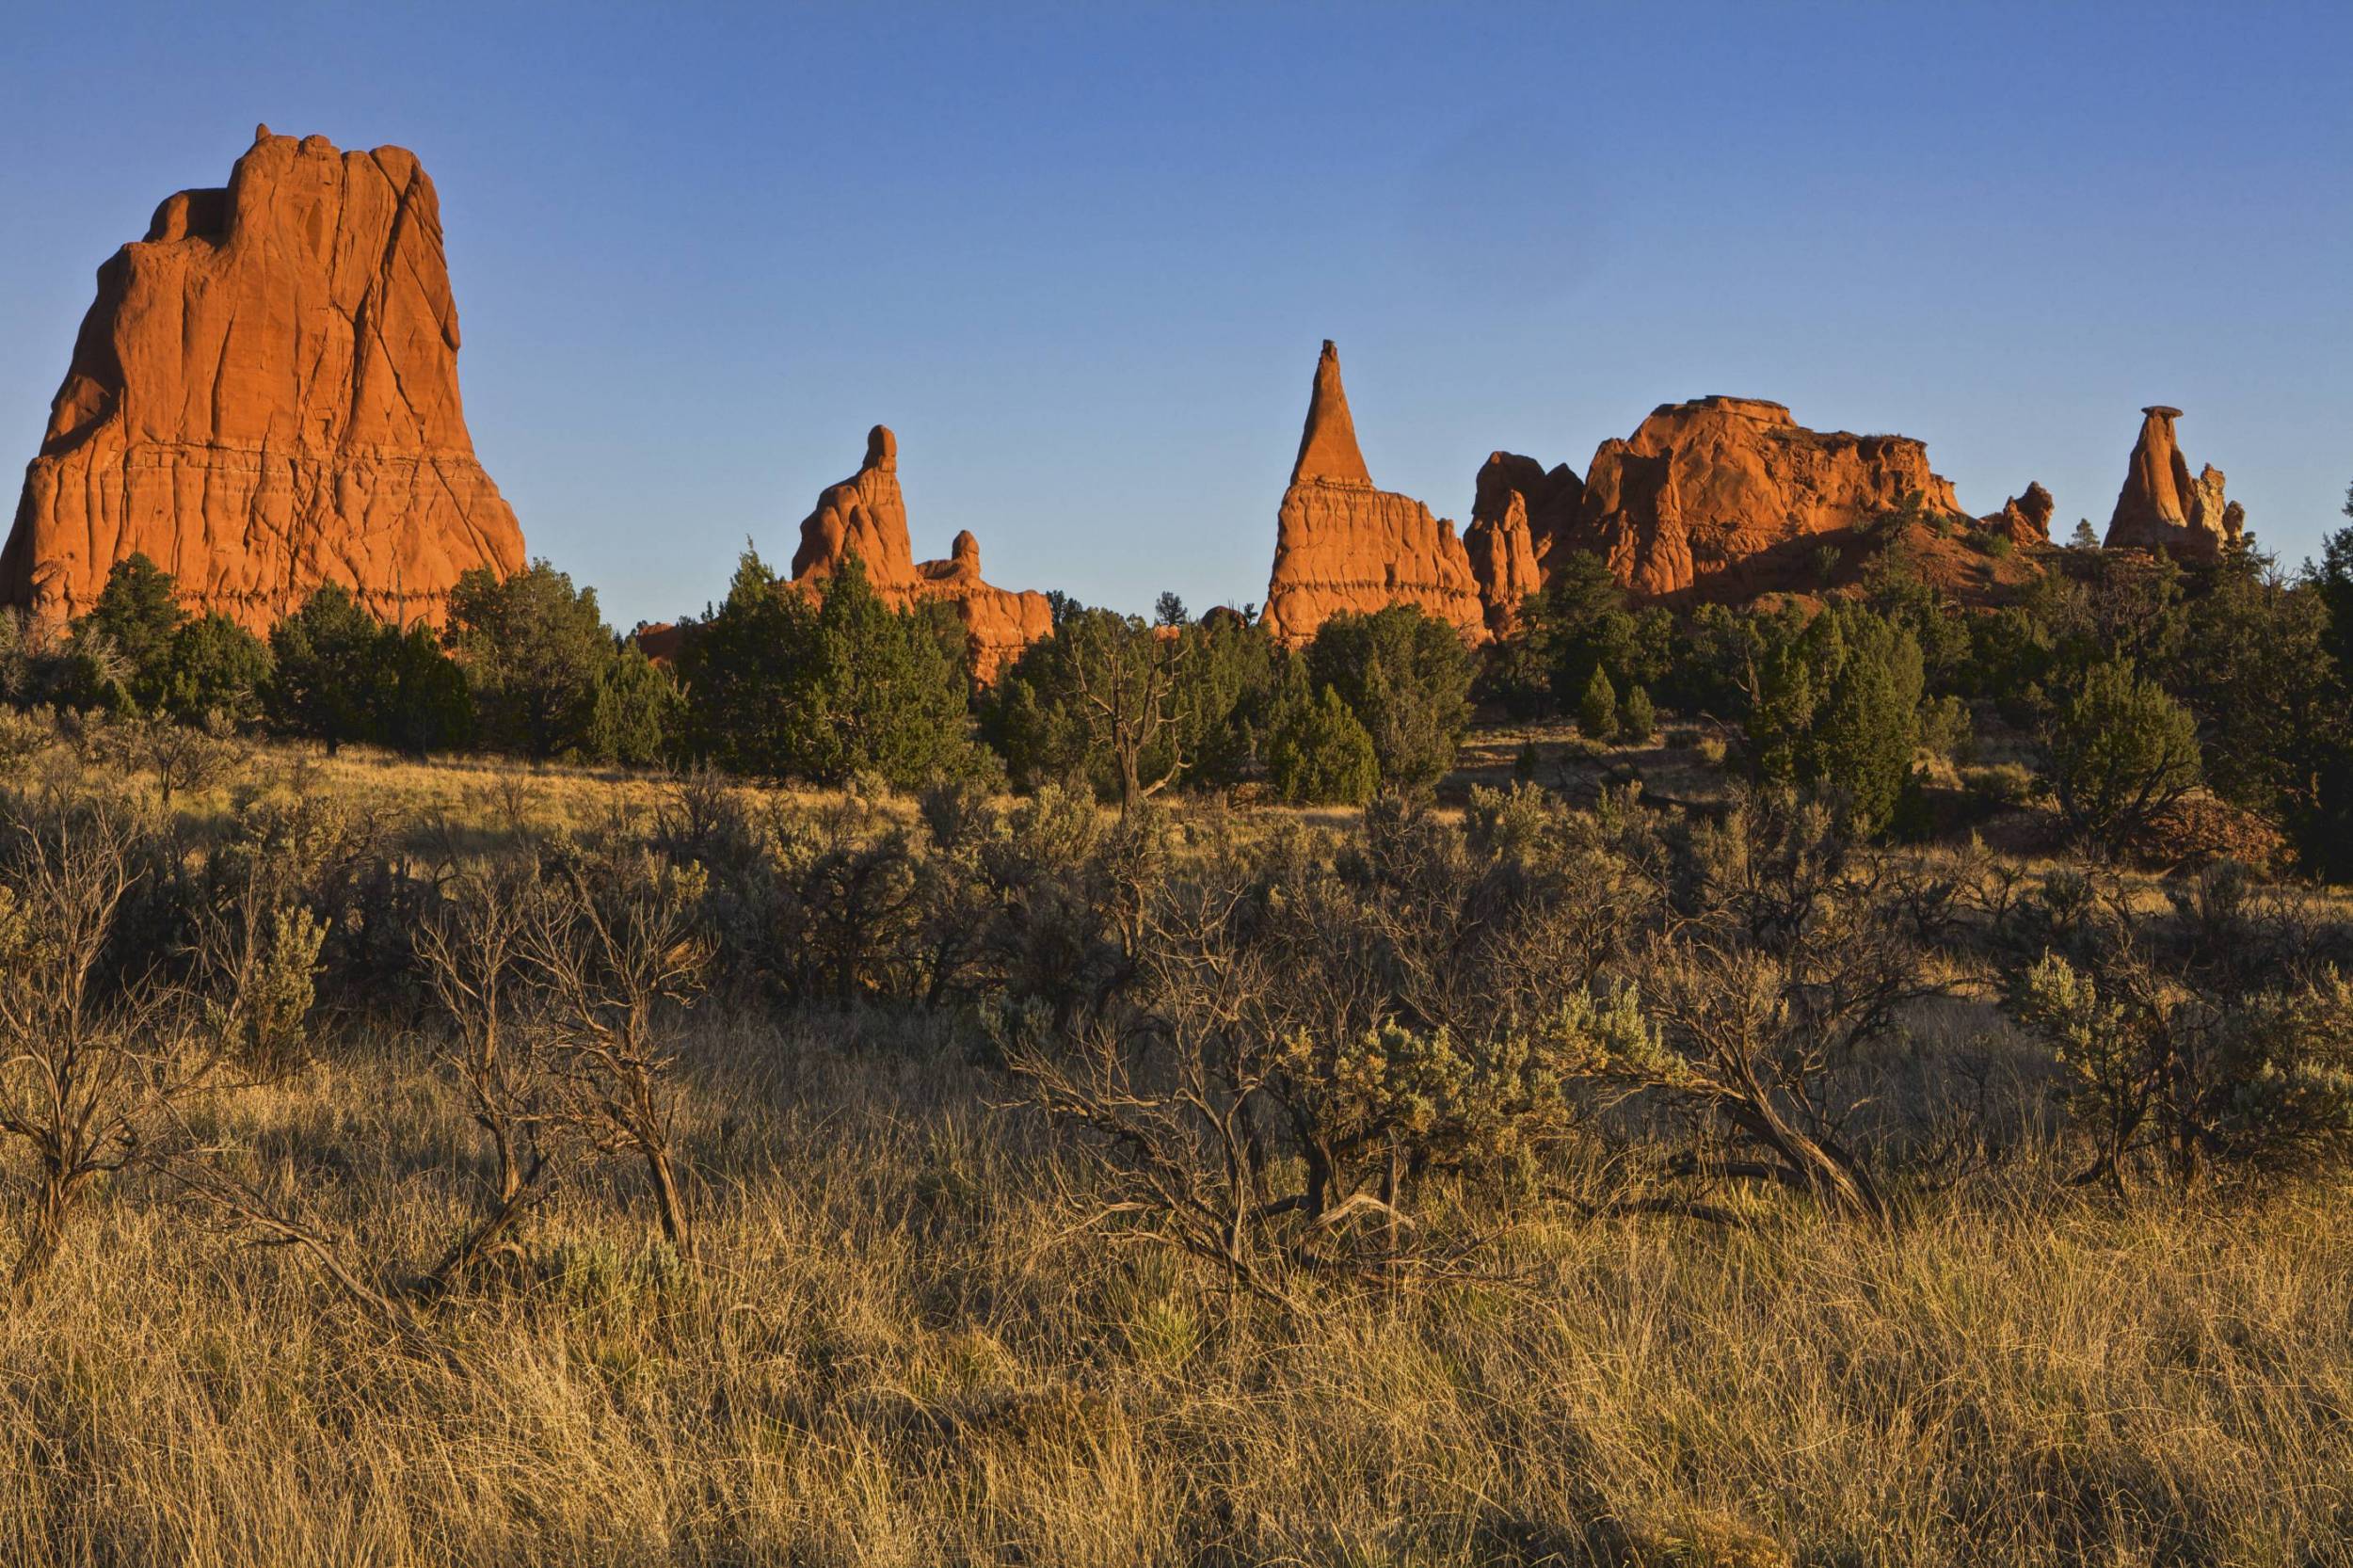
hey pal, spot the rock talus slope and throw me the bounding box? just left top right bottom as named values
left=791, top=424, right=1050, bottom=680
left=2, top=126, right=525, bottom=628
left=1260, top=342, right=1485, bottom=645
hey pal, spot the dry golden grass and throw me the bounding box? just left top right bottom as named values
left=7, top=1003, right=2353, bottom=1566
left=8, top=739, right=2353, bottom=1564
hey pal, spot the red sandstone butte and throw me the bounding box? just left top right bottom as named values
left=2104, top=406, right=2241, bottom=561
left=1, top=126, right=525, bottom=630
left=1260, top=342, right=1485, bottom=645
left=790, top=424, right=1051, bottom=680
left=1572, top=396, right=1971, bottom=600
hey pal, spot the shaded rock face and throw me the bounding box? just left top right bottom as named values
left=1465, top=450, right=1582, bottom=634
left=1573, top=396, right=1967, bottom=600
left=2, top=127, right=525, bottom=630
left=1260, top=342, right=1485, bottom=645
left=1988, top=481, right=2056, bottom=549
left=2104, top=407, right=2239, bottom=560
left=790, top=425, right=1049, bottom=680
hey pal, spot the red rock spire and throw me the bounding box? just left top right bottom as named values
left=1289, top=339, right=1373, bottom=488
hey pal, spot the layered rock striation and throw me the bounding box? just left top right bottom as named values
left=1570, top=396, right=1972, bottom=600
left=791, top=424, right=1050, bottom=680
left=3, top=126, right=524, bottom=630
left=1260, top=342, right=1485, bottom=645
left=2104, top=406, right=2241, bottom=560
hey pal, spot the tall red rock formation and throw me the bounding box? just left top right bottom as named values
left=1573, top=396, right=1969, bottom=600
left=790, top=424, right=1050, bottom=680
left=1260, top=342, right=1485, bottom=645
left=2104, top=406, right=2240, bottom=560
left=1464, top=450, right=1583, bottom=633
left=2, top=127, right=525, bottom=630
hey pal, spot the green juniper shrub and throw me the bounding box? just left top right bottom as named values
left=376, top=622, right=475, bottom=760
left=2044, top=658, right=2201, bottom=859
left=70, top=552, right=187, bottom=711
left=681, top=550, right=981, bottom=789
left=1617, top=683, right=1657, bottom=744
left=1265, top=684, right=1378, bottom=807
left=1305, top=604, right=1475, bottom=795
left=1746, top=603, right=1924, bottom=836
left=159, top=613, right=272, bottom=728
left=585, top=643, right=680, bottom=768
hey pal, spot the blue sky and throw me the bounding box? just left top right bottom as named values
left=4, top=2, right=2347, bottom=630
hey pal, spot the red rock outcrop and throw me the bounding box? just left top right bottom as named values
left=1464, top=450, right=1582, bottom=633
left=1260, top=342, right=1485, bottom=645
left=1572, top=396, right=1969, bottom=600
left=2, top=126, right=524, bottom=630
left=790, top=424, right=1050, bottom=680
left=2104, top=407, right=2240, bottom=560
left=1987, top=481, right=2056, bottom=549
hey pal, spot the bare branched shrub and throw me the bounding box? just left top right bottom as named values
left=415, top=856, right=568, bottom=1288
left=528, top=835, right=712, bottom=1256
left=1582, top=792, right=1965, bottom=1224
left=99, top=711, right=247, bottom=807
left=0, top=799, right=303, bottom=1296
left=1006, top=790, right=1669, bottom=1298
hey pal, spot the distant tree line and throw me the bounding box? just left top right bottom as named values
left=5, top=480, right=2352, bottom=878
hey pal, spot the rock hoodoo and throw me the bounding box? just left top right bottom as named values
left=790, top=424, right=1050, bottom=680
left=1464, top=450, right=1582, bottom=634
left=2, top=127, right=525, bottom=630
left=1987, top=481, right=2056, bottom=549
left=2104, top=406, right=2241, bottom=560
left=1260, top=342, right=1485, bottom=645
left=1573, top=396, right=1970, bottom=600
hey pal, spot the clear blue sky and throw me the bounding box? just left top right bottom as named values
left=5, top=2, right=2348, bottom=630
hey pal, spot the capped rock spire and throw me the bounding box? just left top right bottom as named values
left=2105, top=405, right=2239, bottom=560
left=1289, top=339, right=1372, bottom=488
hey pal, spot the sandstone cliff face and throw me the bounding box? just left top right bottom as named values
left=2, top=126, right=525, bottom=630
left=2105, top=407, right=2240, bottom=560
left=1260, top=342, right=1485, bottom=645
left=1574, top=396, right=1968, bottom=600
left=791, top=424, right=1050, bottom=680
left=1464, top=449, right=1582, bottom=634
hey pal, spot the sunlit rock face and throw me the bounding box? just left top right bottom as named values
left=3, top=126, right=525, bottom=629
left=1260, top=341, right=1485, bottom=646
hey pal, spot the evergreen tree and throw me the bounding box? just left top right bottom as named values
left=376, top=622, right=475, bottom=759
left=267, top=584, right=388, bottom=754
left=585, top=645, right=680, bottom=767
left=446, top=561, right=614, bottom=760
left=1577, top=664, right=1619, bottom=742
left=71, top=553, right=188, bottom=710
left=1746, top=604, right=1923, bottom=834
left=681, top=552, right=977, bottom=788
